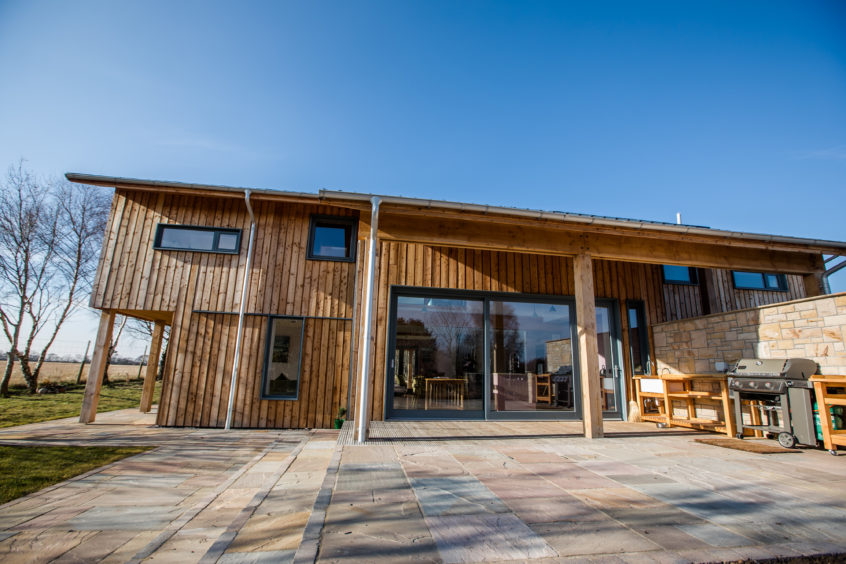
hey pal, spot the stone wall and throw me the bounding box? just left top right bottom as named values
left=653, top=292, right=846, bottom=375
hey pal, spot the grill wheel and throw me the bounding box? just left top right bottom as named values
left=778, top=432, right=797, bottom=449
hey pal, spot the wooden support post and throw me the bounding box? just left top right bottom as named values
left=79, top=310, right=116, bottom=423
left=719, top=380, right=736, bottom=439
left=140, top=322, right=165, bottom=413
left=803, top=272, right=825, bottom=297
left=574, top=253, right=603, bottom=438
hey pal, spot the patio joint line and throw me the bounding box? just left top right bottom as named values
left=126, top=437, right=295, bottom=564
left=292, top=438, right=344, bottom=564
left=198, top=435, right=310, bottom=564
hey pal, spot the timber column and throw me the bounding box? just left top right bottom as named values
left=79, top=310, right=116, bottom=423
left=574, top=253, right=603, bottom=438
left=139, top=321, right=165, bottom=413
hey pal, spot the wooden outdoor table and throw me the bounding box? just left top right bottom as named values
left=809, top=375, right=846, bottom=454
left=424, top=378, right=465, bottom=410
left=633, top=374, right=736, bottom=437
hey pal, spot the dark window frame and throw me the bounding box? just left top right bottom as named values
left=153, top=224, right=242, bottom=254
left=383, top=285, right=625, bottom=422
left=626, top=300, right=651, bottom=376
left=661, top=265, right=699, bottom=285
left=731, top=271, right=788, bottom=292
left=307, top=215, right=357, bottom=262
left=261, top=315, right=306, bottom=400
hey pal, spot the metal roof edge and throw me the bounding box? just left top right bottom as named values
left=319, top=189, right=846, bottom=251
left=60, top=175, right=846, bottom=252
left=65, top=172, right=320, bottom=201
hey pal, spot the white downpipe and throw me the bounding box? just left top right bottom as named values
left=225, top=190, right=256, bottom=430
left=356, top=196, right=381, bottom=443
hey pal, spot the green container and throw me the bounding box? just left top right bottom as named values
left=814, top=405, right=844, bottom=441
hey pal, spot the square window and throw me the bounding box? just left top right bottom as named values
left=217, top=232, right=239, bottom=251
left=307, top=216, right=357, bottom=261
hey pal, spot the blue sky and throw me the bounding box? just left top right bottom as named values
left=1, top=1, right=845, bottom=353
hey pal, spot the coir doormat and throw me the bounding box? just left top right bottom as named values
left=694, top=438, right=801, bottom=454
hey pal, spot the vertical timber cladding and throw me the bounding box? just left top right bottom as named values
left=661, top=270, right=805, bottom=322
left=352, top=241, right=669, bottom=423
left=95, top=190, right=357, bottom=428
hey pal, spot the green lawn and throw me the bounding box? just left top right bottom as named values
left=0, top=445, right=152, bottom=504
left=0, top=379, right=162, bottom=428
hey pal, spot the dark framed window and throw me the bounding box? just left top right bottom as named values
left=732, top=271, right=788, bottom=291
left=662, top=265, right=698, bottom=285
left=262, top=316, right=305, bottom=400
left=153, top=224, right=241, bottom=254
left=626, top=300, right=651, bottom=376
left=307, top=215, right=357, bottom=262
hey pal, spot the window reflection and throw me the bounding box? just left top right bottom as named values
left=490, top=301, right=574, bottom=412
left=596, top=306, right=617, bottom=412
left=392, top=297, right=484, bottom=413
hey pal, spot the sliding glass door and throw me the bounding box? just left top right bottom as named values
left=596, top=304, right=623, bottom=417
left=386, top=289, right=623, bottom=421
left=387, top=295, right=485, bottom=419
left=488, top=299, right=577, bottom=418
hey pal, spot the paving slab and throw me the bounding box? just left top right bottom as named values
left=2, top=413, right=846, bottom=563
left=531, top=520, right=661, bottom=557
left=409, top=475, right=511, bottom=517
left=427, top=513, right=556, bottom=563
left=218, top=550, right=295, bottom=563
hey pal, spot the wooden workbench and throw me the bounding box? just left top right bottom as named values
left=634, top=374, right=736, bottom=438
left=810, top=375, right=846, bottom=454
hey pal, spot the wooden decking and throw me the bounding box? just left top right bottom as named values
left=338, top=419, right=704, bottom=446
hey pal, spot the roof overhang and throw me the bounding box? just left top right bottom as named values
left=66, top=173, right=846, bottom=269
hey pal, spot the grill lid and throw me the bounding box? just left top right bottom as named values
left=728, top=358, right=817, bottom=380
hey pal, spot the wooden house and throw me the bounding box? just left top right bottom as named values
left=66, top=173, right=846, bottom=439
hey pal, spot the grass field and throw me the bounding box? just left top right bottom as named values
left=0, top=379, right=162, bottom=428
left=0, top=361, right=142, bottom=387
left=0, top=445, right=153, bottom=504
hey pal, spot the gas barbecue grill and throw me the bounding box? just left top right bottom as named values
left=728, top=358, right=818, bottom=449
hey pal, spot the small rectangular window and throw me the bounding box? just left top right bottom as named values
left=732, top=271, right=787, bottom=291
left=154, top=224, right=241, bottom=254
left=307, top=215, right=357, bottom=262
left=262, top=317, right=305, bottom=400
left=662, top=265, right=698, bottom=285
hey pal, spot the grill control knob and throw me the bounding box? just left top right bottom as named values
left=750, top=381, right=758, bottom=388
left=764, top=382, right=772, bottom=389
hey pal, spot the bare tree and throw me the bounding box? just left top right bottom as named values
left=0, top=162, right=109, bottom=396
left=102, top=315, right=128, bottom=385
left=125, top=319, right=170, bottom=379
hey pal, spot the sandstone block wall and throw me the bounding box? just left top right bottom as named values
left=653, top=293, right=846, bottom=375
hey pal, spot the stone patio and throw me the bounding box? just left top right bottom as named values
left=0, top=411, right=845, bottom=563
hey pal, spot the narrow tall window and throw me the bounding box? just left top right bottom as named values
left=307, top=216, right=357, bottom=261
left=626, top=300, right=651, bottom=375
left=262, top=317, right=305, bottom=400
left=154, top=224, right=241, bottom=254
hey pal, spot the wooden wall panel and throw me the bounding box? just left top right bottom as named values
left=359, top=241, right=669, bottom=422
left=660, top=269, right=805, bottom=321
left=93, top=190, right=358, bottom=428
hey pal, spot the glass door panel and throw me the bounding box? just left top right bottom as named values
left=489, top=300, right=575, bottom=414
left=596, top=305, right=621, bottom=415
left=390, top=296, right=484, bottom=417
